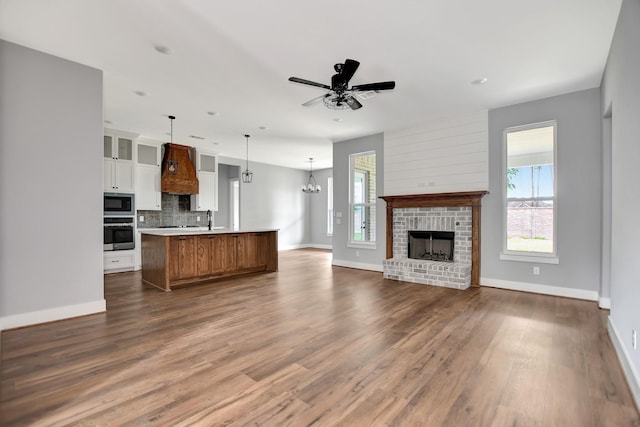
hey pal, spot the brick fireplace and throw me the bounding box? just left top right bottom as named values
left=380, top=191, right=487, bottom=289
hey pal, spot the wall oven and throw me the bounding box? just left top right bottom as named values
left=104, top=192, right=135, bottom=216
left=104, top=217, right=135, bottom=251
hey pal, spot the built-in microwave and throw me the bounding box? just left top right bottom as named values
left=104, top=192, right=135, bottom=216
left=104, top=217, right=135, bottom=251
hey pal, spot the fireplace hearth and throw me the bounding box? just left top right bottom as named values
left=381, top=191, right=488, bottom=289
left=408, top=230, right=454, bottom=261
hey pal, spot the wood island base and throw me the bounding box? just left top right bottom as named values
left=141, top=230, right=278, bottom=291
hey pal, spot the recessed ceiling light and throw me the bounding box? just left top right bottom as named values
left=207, top=111, right=219, bottom=116
left=333, top=118, right=343, bottom=122
left=154, top=45, right=173, bottom=55
left=134, top=90, right=149, bottom=97
left=471, top=78, right=488, bottom=85
left=258, top=126, right=269, bottom=130
left=104, top=120, right=112, bottom=124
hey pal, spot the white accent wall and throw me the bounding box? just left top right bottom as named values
left=384, top=111, right=489, bottom=196
left=0, top=40, right=105, bottom=331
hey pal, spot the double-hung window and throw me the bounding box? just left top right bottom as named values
left=349, top=151, right=376, bottom=247
left=501, top=121, right=558, bottom=263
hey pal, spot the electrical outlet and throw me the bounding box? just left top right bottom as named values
left=633, top=330, right=637, bottom=350
left=139, top=215, right=144, bottom=222
left=197, top=216, right=200, bottom=222
left=533, top=266, right=540, bottom=275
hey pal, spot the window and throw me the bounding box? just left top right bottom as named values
left=502, top=121, right=558, bottom=262
left=349, top=151, right=376, bottom=246
left=327, top=176, right=333, bottom=236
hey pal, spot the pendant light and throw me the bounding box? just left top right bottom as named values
left=302, top=158, right=321, bottom=193
left=241, top=134, right=253, bottom=183
left=167, top=115, right=178, bottom=175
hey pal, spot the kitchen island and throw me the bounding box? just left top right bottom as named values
left=141, top=229, right=278, bottom=291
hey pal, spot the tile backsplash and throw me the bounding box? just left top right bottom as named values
left=137, top=193, right=210, bottom=228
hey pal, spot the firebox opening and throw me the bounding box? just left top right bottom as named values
left=408, top=230, right=455, bottom=262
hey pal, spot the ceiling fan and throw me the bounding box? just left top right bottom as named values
left=288, top=59, right=396, bottom=110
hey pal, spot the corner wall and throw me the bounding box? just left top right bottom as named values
left=308, top=168, right=333, bottom=249
left=601, top=0, right=640, bottom=408
left=332, top=133, right=385, bottom=271
left=218, top=156, right=309, bottom=250
left=0, top=40, right=105, bottom=331
left=482, top=88, right=602, bottom=300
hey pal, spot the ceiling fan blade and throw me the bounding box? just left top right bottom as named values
left=341, top=59, right=360, bottom=83
left=288, top=77, right=331, bottom=90
left=346, top=96, right=363, bottom=110
left=351, top=81, right=396, bottom=91
left=302, top=94, right=329, bottom=106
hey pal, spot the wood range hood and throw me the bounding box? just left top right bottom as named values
left=161, top=143, right=199, bottom=195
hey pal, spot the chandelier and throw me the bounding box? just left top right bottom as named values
left=302, top=158, right=321, bottom=193
left=241, top=134, right=253, bottom=183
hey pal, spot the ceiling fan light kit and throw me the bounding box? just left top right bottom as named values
left=289, top=58, right=395, bottom=110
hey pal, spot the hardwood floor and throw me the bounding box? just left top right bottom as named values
left=1, top=249, right=638, bottom=426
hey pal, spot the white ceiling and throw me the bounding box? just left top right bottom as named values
left=0, top=0, right=621, bottom=170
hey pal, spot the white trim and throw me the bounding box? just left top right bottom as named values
left=306, top=244, right=332, bottom=250
left=279, top=244, right=308, bottom=251
left=480, top=277, right=598, bottom=301
left=279, top=244, right=333, bottom=251
left=332, top=258, right=384, bottom=272
left=608, top=317, right=640, bottom=411
left=499, top=253, right=560, bottom=264
left=502, top=120, right=558, bottom=258
left=599, top=297, right=611, bottom=310
left=0, top=299, right=106, bottom=332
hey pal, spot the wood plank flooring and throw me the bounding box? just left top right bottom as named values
left=1, top=249, right=638, bottom=426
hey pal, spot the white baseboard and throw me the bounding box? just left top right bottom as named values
left=332, top=258, right=384, bottom=272
left=608, top=317, right=640, bottom=411
left=279, top=244, right=333, bottom=251
left=0, top=299, right=106, bottom=332
left=306, top=244, right=332, bottom=250
left=480, top=277, right=598, bottom=301
left=599, top=297, right=611, bottom=310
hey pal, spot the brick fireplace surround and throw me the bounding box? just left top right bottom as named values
left=380, top=191, right=488, bottom=289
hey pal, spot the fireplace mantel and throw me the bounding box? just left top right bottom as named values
left=380, top=191, right=488, bottom=287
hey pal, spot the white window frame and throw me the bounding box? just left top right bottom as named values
left=327, top=176, right=333, bottom=236
left=500, top=120, right=559, bottom=264
left=348, top=151, right=376, bottom=249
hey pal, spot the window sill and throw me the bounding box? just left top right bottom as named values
left=347, top=242, right=377, bottom=250
left=499, top=252, right=559, bottom=264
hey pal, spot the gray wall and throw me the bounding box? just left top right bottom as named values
left=218, top=156, right=309, bottom=249
left=601, top=0, right=640, bottom=389
left=0, top=40, right=104, bottom=328
left=482, top=89, right=602, bottom=292
left=308, top=168, right=333, bottom=248
left=332, top=133, right=385, bottom=270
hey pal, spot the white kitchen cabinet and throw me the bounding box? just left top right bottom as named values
left=135, top=141, right=162, bottom=210
left=104, top=130, right=137, bottom=193
left=191, top=150, right=218, bottom=212
left=104, top=250, right=135, bottom=273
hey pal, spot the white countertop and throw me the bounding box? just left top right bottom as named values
left=139, top=228, right=278, bottom=236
